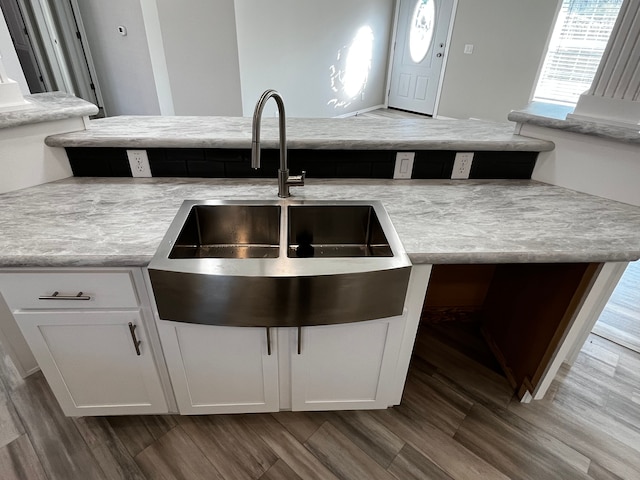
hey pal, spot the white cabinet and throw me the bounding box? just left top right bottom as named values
left=290, top=316, right=404, bottom=411
left=15, top=310, right=168, bottom=416
left=0, top=270, right=168, bottom=417
left=158, top=321, right=279, bottom=414
left=159, top=316, right=405, bottom=414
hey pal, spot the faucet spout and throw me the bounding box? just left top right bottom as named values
left=251, top=89, right=304, bottom=198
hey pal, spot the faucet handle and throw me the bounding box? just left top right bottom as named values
left=287, top=170, right=305, bottom=187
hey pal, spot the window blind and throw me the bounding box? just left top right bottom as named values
left=533, top=0, right=623, bottom=105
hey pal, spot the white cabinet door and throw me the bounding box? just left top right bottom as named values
left=158, top=321, right=279, bottom=414
left=290, top=316, right=405, bottom=411
left=15, top=310, right=168, bottom=416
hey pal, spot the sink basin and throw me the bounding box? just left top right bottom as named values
left=169, top=205, right=280, bottom=259
left=288, top=205, right=392, bottom=258
left=148, top=199, right=411, bottom=327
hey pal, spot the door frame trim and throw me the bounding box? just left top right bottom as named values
left=385, top=0, right=459, bottom=117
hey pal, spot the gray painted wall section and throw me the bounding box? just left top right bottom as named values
left=76, top=0, right=161, bottom=115
left=234, top=0, right=395, bottom=117
left=437, top=0, right=559, bottom=122
left=155, top=0, right=242, bottom=116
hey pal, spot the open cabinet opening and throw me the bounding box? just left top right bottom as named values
left=410, top=263, right=601, bottom=400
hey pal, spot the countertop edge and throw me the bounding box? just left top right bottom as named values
left=508, top=105, right=640, bottom=145
left=0, top=92, right=98, bottom=130
left=1, top=251, right=638, bottom=269
left=44, top=136, right=555, bottom=152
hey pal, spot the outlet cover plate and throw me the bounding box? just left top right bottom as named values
left=451, top=152, right=474, bottom=179
left=393, top=152, right=415, bottom=179
left=127, top=150, right=152, bottom=177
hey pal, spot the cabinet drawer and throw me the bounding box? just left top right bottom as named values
left=0, top=271, right=139, bottom=310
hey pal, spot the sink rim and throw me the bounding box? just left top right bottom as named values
left=149, top=199, right=411, bottom=277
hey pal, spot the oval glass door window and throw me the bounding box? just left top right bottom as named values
left=409, top=0, right=436, bottom=63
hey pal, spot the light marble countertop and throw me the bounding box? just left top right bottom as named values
left=509, top=102, right=640, bottom=145
left=45, top=115, right=555, bottom=152
left=0, top=92, right=98, bottom=130
left=1, top=177, right=639, bottom=268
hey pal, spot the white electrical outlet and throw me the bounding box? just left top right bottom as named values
left=393, top=152, right=415, bottom=179
left=127, top=150, right=152, bottom=177
left=451, top=152, right=474, bottom=179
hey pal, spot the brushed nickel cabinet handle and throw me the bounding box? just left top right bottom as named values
left=266, top=327, right=272, bottom=356
left=38, top=291, right=91, bottom=300
left=128, top=322, right=142, bottom=356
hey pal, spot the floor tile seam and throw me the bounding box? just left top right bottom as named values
left=544, top=397, right=640, bottom=455
left=133, top=423, right=225, bottom=479
left=324, top=413, right=407, bottom=469
left=181, top=416, right=281, bottom=477
left=7, top=385, right=111, bottom=480
left=407, top=371, right=477, bottom=419
left=302, top=422, right=391, bottom=480
left=82, top=417, right=152, bottom=480
left=415, top=428, right=509, bottom=480
left=460, top=404, right=595, bottom=477
left=1, top=433, right=53, bottom=480
left=383, top=440, right=416, bottom=478
left=243, top=416, right=336, bottom=480
left=0, top=364, right=26, bottom=446
left=269, top=412, right=326, bottom=443
left=504, top=403, right=640, bottom=475
left=591, top=332, right=640, bottom=355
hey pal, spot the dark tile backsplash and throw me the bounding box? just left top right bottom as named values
left=66, top=147, right=538, bottom=180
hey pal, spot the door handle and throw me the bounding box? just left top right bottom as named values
left=265, top=327, right=272, bottom=356
left=39, top=291, right=91, bottom=300
left=297, top=326, right=302, bottom=355
left=128, top=322, right=142, bottom=356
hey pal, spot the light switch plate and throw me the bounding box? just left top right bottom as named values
left=393, top=152, right=415, bottom=179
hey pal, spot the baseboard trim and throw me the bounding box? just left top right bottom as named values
left=333, top=104, right=386, bottom=118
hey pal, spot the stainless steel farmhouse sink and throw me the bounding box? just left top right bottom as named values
left=148, top=200, right=411, bottom=327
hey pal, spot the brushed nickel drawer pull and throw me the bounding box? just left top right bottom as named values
left=128, top=322, right=142, bottom=356
left=266, top=327, right=272, bottom=356
left=38, top=291, right=91, bottom=301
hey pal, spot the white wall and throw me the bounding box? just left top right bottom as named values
left=154, top=0, right=242, bottom=116
left=437, top=0, right=559, bottom=122
left=75, top=0, right=161, bottom=116
left=0, top=118, right=84, bottom=194
left=522, top=124, right=640, bottom=207
left=234, top=0, right=395, bottom=117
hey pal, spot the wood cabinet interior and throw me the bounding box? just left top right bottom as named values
left=420, top=263, right=601, bottom=399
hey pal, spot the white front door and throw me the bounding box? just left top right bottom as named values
left=388, top=0, right=455, bottom=115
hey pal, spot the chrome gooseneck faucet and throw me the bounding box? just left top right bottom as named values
left=251, top=89, right=305, bottom=198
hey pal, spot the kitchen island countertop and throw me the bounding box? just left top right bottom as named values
left=1, top=177, right=639, bottom=268
left=44, top=115, right=555, bottom=152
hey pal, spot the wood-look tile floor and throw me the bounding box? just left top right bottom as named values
left=593, top=260, right=640, bottom=354
left=1, top=321, right=639, bottom=480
